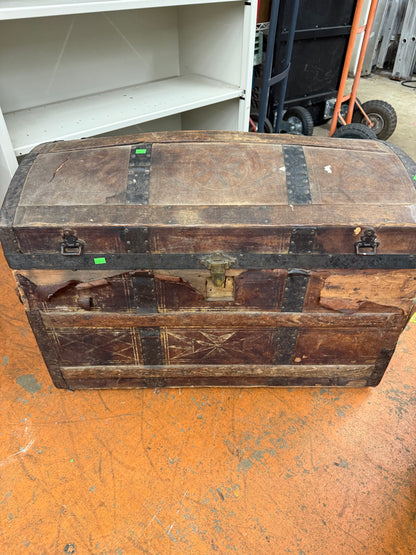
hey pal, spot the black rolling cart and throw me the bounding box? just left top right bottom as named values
left=254, top=0, right=396, bottom=137
left=255, top=0, right=357, bottom=134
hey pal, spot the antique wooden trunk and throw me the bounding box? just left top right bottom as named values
left=1, top=131, right=416, bottom=389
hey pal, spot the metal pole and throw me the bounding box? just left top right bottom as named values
left=258, top=0, right=280, bottom=133
left=329, top=0, right=365, bottom=136
left=275, top=0, right=300, bottom=133
left=346, top=0, right=379, bottom=122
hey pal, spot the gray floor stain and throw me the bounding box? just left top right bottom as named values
left=16, top=374, right=42, bottom=395
left=238, top=459, right=253, bottom=472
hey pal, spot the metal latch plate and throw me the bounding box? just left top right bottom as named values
left=60, top=229, right=83, bottom=256
left=355, top=228, right=379, bottom=256
left=199, top=252, right=236, bottom=288
left=206, top=276, right=235, bottom=302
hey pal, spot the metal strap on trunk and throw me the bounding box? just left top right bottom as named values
left=6, top=252, right=416, bottom=270
left=126, top=145, right=152, bottom=204
left=283, top=145, right=312, bottom=205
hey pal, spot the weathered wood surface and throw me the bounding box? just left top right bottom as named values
left=37, top=129, right=389, bottom=153
left=13, top=261, right=415, bottom=388
left=63, top=377, right=370, bottom=389
left=2, top=130, right=415, bottom=236
left=13, top=206, right=416, bottom=228
left=319, top=270, right=416, bottom=313
left=28, top=142, right=407, bottom=212
left=61, top=363, right=373, bottom=379
left=61, top=362, right=373, bottom=389
left=15, top=269, right=416, bottom=315
left=12, top=224, right=416, bottom=255
left=41, top=311, right=402, bottom=329
left=40, top=325, right=398, bottom=367
left=11, top=263, right=416, bottom=389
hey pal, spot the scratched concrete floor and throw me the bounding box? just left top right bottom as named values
left=1, top=73, right=416, bottom=554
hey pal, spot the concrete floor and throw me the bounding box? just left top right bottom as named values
left=314, top=72, right=416, bottom=161
left=1, top=72, right=416, bottom=554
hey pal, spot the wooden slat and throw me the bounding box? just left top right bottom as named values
left=41, top=310, right=403, bottom=329
left=61, top=363, right=373, bottom=388
left=61, top=363, right=373, bottom=380
left=64, top=378, right=370, bottom=389
left=13, top=204, right=416, bottom=227
left=45, top=130, right=387, bottom=153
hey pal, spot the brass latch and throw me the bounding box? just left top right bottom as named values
left=199, top=252, right=236, bottom=288
left=200, top=252, right=236, bottom=301
left=199, top=252, right=237, bottom=301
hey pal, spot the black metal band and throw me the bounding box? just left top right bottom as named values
left=0, top=152, right=38, bottom=253
left=283, top=145, right=312, bottom=205
left=281, top=270, right=310, bottom=312
left=26, top=310, right=67, bottom=388
left=384, top=142, right=416, bottom=185
left=7, top=252, right=416, bottom=271
left=139, top=328, right=164, bottom=366
left=289, top=227, right=316, bottom=253
left=119, top=227, right=150, bottom=253
left=0, top=152, right=37, bottom=225
left=274, top=328, right=297, bottom=364
left=368, top=348, right=395, bottom=386
left=277, top=265, right=310, bottom=362
left=126, top=144, right=152, bottom=204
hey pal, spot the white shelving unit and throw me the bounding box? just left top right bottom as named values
left=0, top=0, right=257, bottom=202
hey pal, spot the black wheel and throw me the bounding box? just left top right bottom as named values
left=332, top=123, right=377, bottom=140
left=282, top=106, right=314, bottom=136
left=249, top=113, right=274, bottom=133
left=352, top=99, right=397, bottom=140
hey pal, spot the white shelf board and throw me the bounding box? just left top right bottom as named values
left=0, top=0, right=241, bottom=20
left=5, top=75, right=244, bottom=155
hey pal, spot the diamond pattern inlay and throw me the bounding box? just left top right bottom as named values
left=163, top=329, right=275, bottom=365
left=51, top=328, right=142, bottom=366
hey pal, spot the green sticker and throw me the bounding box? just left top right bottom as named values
left=94, top=257, right=106, bottom=265
left=413, top=174, right=416, bottom=181
left=135, top=148, right=147, bottom=154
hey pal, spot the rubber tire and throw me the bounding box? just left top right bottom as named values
left=282, top=106, right=314, bottom=136
left=332, top=123, right=377, bottom=140
left=249, top=113, right=274, bottom=133
left=352, top=99, right=397, bottom=140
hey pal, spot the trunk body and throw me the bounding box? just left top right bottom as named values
left=1, top=131, right=416, bottom=389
